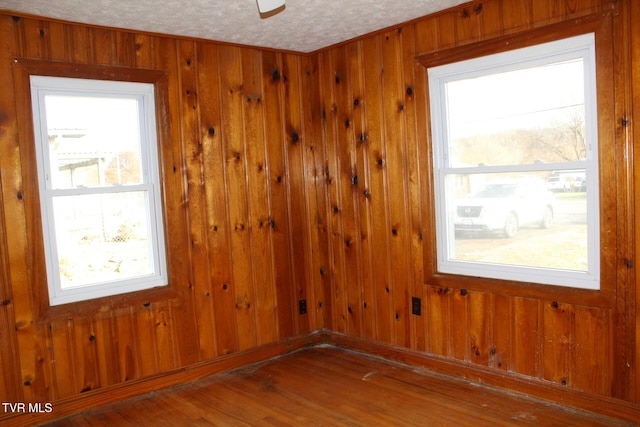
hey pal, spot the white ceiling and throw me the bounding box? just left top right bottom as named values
left=0, top=0, right=469, bottom=53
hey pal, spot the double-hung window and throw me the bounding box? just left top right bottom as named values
left=428, top=33, right=599, bottom=290
left=30, top=76, right=168, bottom=306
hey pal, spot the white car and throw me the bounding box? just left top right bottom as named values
left=546, top=170, right=586, bottom=192
left=454, top=177, right=555, bottom=238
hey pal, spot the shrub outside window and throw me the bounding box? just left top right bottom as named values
left=30, top=76, right=168, bottom=305
left=428, top=33, right=600, bottom=290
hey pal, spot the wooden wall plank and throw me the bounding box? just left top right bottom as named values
left=281, top=53, right=312, bottom=335
left=67, top=24, right=92, bottom=63
left=179, top=39, right=213, bottom=359
left=153, top=302, right=179, bottom=372
left=532, top=0, right=562, bottom=24
left=318, top=49, right=342, bottom=333
left=511, top=297, right=540, bottom=377
left=73, top=317, right=101, bottom=394
left=453, top=3, right=485, bottom=43
left=348, top=41, right=377, bottom=341
left=197, top=42, right=239, bottom=356
left=425, top=286, right=451, bottom=357
left=45, top=22, right=70, bottom=61
left=299, top=53, right=328, bottom=332
left=21, top=18, right=47, bottom=59
left=400, top=24, right=426, bottom=352
left=500, top=0, right=534, bottom=31
left=574, top=306, right=612, bottom=394
left=361, top=35, right=394, bottom=344
left=260, top=51, right=296, bottom=340
left=114, top=32, right=136, bottom=66
left=49, top=319, right=77, bottom=399
left=114, top=308, right=140, bottom=383
left=468, top=292, right=494, bottom=367
left=631, top=0, right=640, bottom=404
left=413, top=15, right=440, bottom=56
left=324, top=46, right=355, bottom=335
left=241, top=48, right=279, bottom=345
left=492, top=295, right=512, bottom=371
left=133, top=33, right=154, bottom=68
left=543, top=301, right=576, bottom=387
left=93, top=315, right=119, bottom=388
left=476, top=0, right=503, bottom=37
left=450, top=289, right=469, bottom=361
left=133, top=307, right=161, bottom=377
left=380, top=28, right=412, bottom=349
left=91, top=28, right=115, bottom=65
left=172, top=39, right=203, bottom=367
left=306, top=56, right=326, bottom=331
left=436, top=11, right=456, bottom=49
left=217, top=45, right=258, bottom=351
left=337, top=43, right=363, bottom=337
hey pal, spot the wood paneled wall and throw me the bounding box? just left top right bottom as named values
left=0, top=13, right=326, bottom=408
left=316, top=0, right=638, bottom=403
left=0, top=0, right=638, bottom=421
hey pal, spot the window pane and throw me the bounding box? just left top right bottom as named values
left=52, top=191, right=154, bottom=289
left=446, top=172, right=588, bottom=271
left=446, top=59, right=587, bottom=168
left=45, top=96, right=143, bottom=189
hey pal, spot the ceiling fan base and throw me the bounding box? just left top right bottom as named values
left=257, top=0, right=286, bottom=14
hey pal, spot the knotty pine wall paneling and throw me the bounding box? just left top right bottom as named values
left=1, top=0, right=639, bottom=421
left=633, top=0, right=640, bottom=404
left=0, top=162, right=21, bottom=404
left=0, top=12, right=325, bottom=415
left=281, top=53, right=313, bottom=336
left=317, top=0, right=637, bottom=403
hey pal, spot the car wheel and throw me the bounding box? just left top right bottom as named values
left=540, top=206, right=553, bottom=229
left=503, top=213, right=518, bottom=238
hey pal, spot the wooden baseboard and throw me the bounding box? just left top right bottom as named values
left=1, top=331, right=324, bottom=427
left=321, top=330, right=640, bottom=425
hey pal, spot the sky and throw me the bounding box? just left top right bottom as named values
left=45, top=95, right=141, bottom=151
left=445, top=59, right=585, bottom=141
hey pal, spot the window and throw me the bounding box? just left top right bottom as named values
left=30, top=76, right=168, bottom=305
left=428, top=33, right=599, bottom=290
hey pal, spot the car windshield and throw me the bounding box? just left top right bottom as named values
left=472, top=183, right=517, bottom=198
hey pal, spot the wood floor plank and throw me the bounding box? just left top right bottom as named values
left=44, top=346, right=632, bottom=426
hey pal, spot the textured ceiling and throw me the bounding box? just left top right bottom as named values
left=0, top=0, right=468, bottom=53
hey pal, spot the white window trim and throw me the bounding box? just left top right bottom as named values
left=428, top=33, right=600, bottom=290
left=30, top=76, right=168, bottom=305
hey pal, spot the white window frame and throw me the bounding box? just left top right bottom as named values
left=30, top=76, right=168, bottom=305
left=428, top=33, right=600, bottom=290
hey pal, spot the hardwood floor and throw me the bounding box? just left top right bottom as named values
left=45, top=346, right=632, bottom=426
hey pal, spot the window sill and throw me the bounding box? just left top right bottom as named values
left=34, top=284, right=179, bottom=323
left=428, top=272, right=614, bottom=309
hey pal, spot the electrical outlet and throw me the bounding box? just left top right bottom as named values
left=411, top=297, right=421, bottom=316
left=299, top=299, right=307, bottom=315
